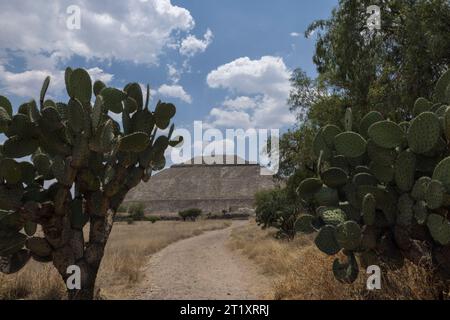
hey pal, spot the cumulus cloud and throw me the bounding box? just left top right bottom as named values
left=222, top=96, right=258, bottom=110
left=157, top=84, right=192, bottom=103
left=0, top=1, right=209, bottom=99
left=179, top=29, right=213, bottom=57
left=206, top=56, right=295, bottom=129
left=0, top=0, right=194, bottom=65
left=0, top=65, right=113, bottom=99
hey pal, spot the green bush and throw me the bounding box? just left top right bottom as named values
left=255, top=188, right=300, bottom=240
left=128, top=203, right=145, bottom=221
left=146, top=216, right=160, bottom=224
left=296, top=70, right=450, bottom=284
left=179, top=208, right=202, bottom=221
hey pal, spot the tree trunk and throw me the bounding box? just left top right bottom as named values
left=48, top=211, right=114, bottom=300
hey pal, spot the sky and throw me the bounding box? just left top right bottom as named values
left=0, top=0, right=338, bottom=165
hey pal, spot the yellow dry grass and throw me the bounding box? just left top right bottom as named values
left=0, top=220, right=230, bottom=300
left=229, top=220, right=444, bottom=300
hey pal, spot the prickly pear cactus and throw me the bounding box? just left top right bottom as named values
left=296, top=70, right=450, bottom=283
left=0, top=68, right=181, bottom=299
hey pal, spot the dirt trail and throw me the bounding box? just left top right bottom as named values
left=132, top=220, right=271, bottom=300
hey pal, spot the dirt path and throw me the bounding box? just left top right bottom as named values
left=132, top=220, right=271, bottom=300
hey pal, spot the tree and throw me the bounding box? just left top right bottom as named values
left=307, top=0, right=450, bottom=120
left=0, top=68, right=183, bottom=299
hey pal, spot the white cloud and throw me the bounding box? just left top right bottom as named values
left=206, top=56, right=295, bottom=129
left=0, top=1, right=207, bottom=99
left=179, top=29, right=213, bottom=57
left=0, top=0, right=195, bottom=65
left=167, top=64, right=181, bottom=84
left=290, top=32, right=301, bottom=37
left=157, top=84, right=192, bottom=103
left=222, top=96, right=258, bottom=110
left=0, top=65, right=113, bottom=99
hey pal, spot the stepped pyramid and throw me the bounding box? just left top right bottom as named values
left=124, top=155, right=275, bottom=215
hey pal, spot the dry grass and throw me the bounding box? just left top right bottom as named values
left=229, top=220, right=445, bottom=300
left=0, top=220, right=230, bottom=300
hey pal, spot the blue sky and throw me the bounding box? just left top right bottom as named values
left=0, top=0, right=337, bottom=162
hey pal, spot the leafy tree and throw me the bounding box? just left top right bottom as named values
left=307, top=0, right=450, bottom=120
left=0, top=68, right=182, bottom=299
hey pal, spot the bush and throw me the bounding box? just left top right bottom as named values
left=128, top=203, right=145, bottom=221
left=255, top=188, right=300, bottom=240
left=146, top=216, right=160, bottom=224
left=179, top=208, right=202, bottom=221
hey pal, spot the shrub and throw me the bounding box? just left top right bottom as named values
left=255, top=188, right=300, bottom=240
left=295, top=70, right=450, bottom=286
left=128, top=203, right=145, bottom=221
left=179, top=208, right=202, bottom=221
left=146, top=216, right=160, bottom=224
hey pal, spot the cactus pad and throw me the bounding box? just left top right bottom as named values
left=359, top=111, right=383, bottom=138
left=321, top=167, right=348, bottom=188
left=362, top=193, right=376, bottom=225
left=413, top=97, right=432, bottom=116
left=397, top=194, right=414, bottom=226
left=297, top=178, right=322, bottom=199
left=335, top=221, right=362, bottom=251
left=407, top=112, right=441, bottom=154
left=332, top=253, right=359, bottom=284
left=318, top=208, right=346, bottom=226
left=314, top=226, right=341, bottom=255
left=432, top=157, right=450, bottom=192
left=413, top=200, right=428, bottom=225
left=334, top=132, right=367, bottom=158
left=368, top=120, right=404, bottom=149
left=433, top=69, right=450, bottom=103
left=425, top=180, right=445, bottom=209
left=395, top=150, right=416, bottom=192
left=427, top=214, right=450, bottom=245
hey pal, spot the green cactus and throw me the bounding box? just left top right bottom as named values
left=0, top=68, right=179, bottom=299
left=334, top=132, right=367, bottom=158
left=362, top=193, right=376, bottom=225
left=294, top=74, right=450, bottom=284
left=314, top=225, right=341, bottom=255
left=359, top=111, right=383, bottom=138
left=407, top=112, right=441, bottom=154
left=321, top=167, right=348, bottom=188
left=368, top=120, right=404, bottom=149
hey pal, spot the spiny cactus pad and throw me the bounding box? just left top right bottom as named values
left=321, top=167, right=348, bottom=188
left=432, top=157, right=450, bottom=192
left=334, top=132, right=367, bottom=158
left=314, top=225, right=341, bottom=255
left=332, top=253, right=359, bottom=284
left=395, top=150, right=416, bottom=192
left=368, top=120, right=404, bottom=149
left=335, top=221, right=362, bottom=251
left=407, top=112, right=441, bottom=154
left=427, top=214, right=450, bottom=245
left=359, top=111, right=383, bottom=138
left=362, top=193, right=376, bottom=225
